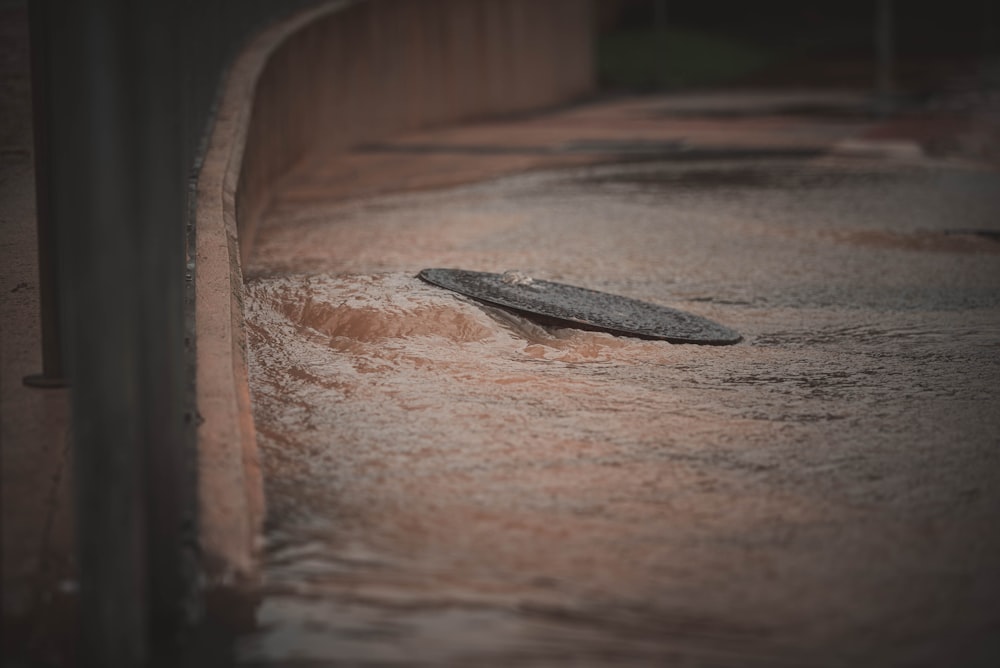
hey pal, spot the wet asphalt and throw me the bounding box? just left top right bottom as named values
left=241, top=93, right=1000, bottom=666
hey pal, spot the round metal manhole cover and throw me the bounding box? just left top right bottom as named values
left=418, top=268, right=741, bottom=345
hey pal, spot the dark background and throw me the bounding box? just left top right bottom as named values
left=596, top=0, right=998, bottom=90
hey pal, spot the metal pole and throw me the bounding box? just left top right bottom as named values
left=23, top=0, right=67, bottom=389
left=135, top=1, right=190, bottom=653
left=44, top=0, right=189, bottom=663
left=654, top=0, right=668, bottom=89
left=875, top=0, right=895, bottom=116
left=985, top=0, right=997, bottom=61
left=46, top=0, right=150, bottom=661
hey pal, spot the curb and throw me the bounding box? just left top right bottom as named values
left=193, top=2, right=348, bottom=581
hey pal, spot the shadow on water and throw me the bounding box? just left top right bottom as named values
left=574, top=159, right=898, bottom=190
left=356, top=140, right=827, bottom=163
left=644, top=99, right=926, bottom=120
left=570, top=158, right=1000, bottom=257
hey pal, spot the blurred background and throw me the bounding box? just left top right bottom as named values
left=595, top=0, right=997, bottom=92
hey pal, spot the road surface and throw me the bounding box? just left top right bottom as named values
left=240, top=91, right=1000, bottom=666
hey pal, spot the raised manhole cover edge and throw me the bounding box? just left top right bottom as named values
left=417, top=268, right=742, bottom=345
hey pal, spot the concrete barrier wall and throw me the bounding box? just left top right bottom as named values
left=196, top=0, right=593, bottom=578
left=237, top=0, right=594, bottom=257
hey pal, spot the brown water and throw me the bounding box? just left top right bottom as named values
left=243, top=158, right=1000, bottom=665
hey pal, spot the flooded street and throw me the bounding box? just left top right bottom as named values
left=242, top=120, right=1000, bottom=665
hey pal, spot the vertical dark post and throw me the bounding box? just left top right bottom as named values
left=136, top=1, right=189, bottom=654
left=23, top=0, right=66, bottom=389
left=654, top=0, right=668, bottom=89
left=985, top=0, right=997, bottom=61
left=42, top=0, right=188, bottom=664
left=47, top=1, right=149, bottom=661
left=875, top=0, right=895, bottom=116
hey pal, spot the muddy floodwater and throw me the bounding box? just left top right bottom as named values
left=242, top=156, right=1000, bottom=666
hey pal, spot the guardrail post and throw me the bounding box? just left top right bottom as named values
left=875, top=0, right=895, bottom=116
left=39, top=0, right=188, bottom=663
left=654, top=0, right=668, bottom=89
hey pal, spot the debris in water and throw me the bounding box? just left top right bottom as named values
left=501, top=270, right=535, bottom=286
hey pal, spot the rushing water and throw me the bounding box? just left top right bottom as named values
left=242, top=158, right=1000, bottom=665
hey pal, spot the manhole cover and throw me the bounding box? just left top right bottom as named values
left=418, top=268, right=741, bottom=345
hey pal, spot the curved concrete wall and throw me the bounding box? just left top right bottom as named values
left=195, top=0, right=594, bottom=578
left=237, top=0, right=594, bottom=257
